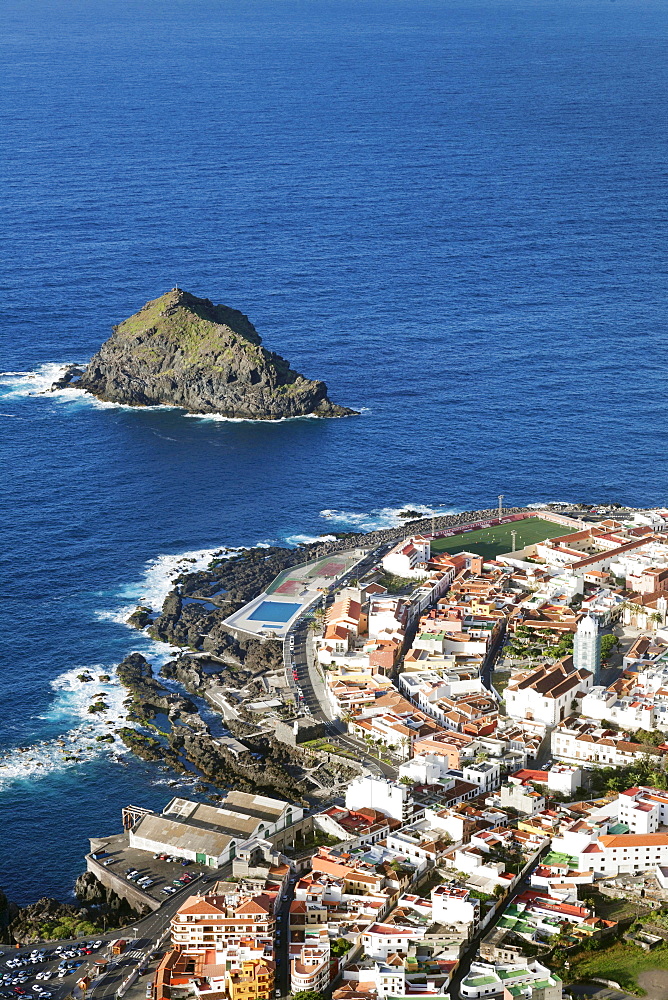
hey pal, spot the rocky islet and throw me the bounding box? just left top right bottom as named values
left=63, top=287, right=357, bottom=419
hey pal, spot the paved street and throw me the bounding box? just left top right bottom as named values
left=0, top=867, right=228, bottom=1000
left=290, top=623, right=397, bottom=779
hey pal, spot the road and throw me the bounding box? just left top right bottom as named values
left=290, top=622, right=397, bottom=779
left=88, top=868, right=226, bottom=1000
left=0, top=868, right=228, bottom=1000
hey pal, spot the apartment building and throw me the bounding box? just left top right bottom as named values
left=226, top=960, right=275, bottom=1000
left=551, top=719, right=667, bottom=768
left=430, top=884, right=480, bottom=933
left=460, top=960, right=562, bottom=1000
left=346, top=776, right=414, bottom=823
left=498, top=779, right=545, bottom=817
left=617, top=786, right=668, bottom=834
left=290, top=942, right=331, bottom=994
left=171, top=892, right=276, bottom=957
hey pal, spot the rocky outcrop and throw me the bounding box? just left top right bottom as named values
left=168, top=729, right=308, bottom=802
left=0, top=876, right=146, bottom=945
left=75, top=288, right=357, bottom=419
left=118, top=728, right=187, bottom=772
left=74, top=872, right=148, bottom=922
left=126, top=606, right=153, bottom=630
left=115, top=652, right=205, bottom=729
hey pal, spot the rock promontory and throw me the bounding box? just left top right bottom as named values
left=75, top=288, right=357, bottom=419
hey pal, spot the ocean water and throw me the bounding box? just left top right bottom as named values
left=1, top=0, right=667, bottom=904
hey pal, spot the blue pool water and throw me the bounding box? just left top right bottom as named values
left=1, top=0, right=667, bottom=905
left=248, top=602, right=303, bottom=624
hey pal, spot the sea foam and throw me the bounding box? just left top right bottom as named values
left=319, top=503, right=462, bottom=532
left=0, top=665, right=131, bottom=790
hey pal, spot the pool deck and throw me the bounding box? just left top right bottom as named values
left=223, top=547, right=367, bottom=639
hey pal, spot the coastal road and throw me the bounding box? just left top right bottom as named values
left=87, top=867, right=227, bottom=1000
left=290, top=624, right=397, bottom=779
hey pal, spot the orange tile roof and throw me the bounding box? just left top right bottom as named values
left=599, top=833, right=668, bottom=848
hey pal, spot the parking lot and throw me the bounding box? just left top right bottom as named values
left=89, top=832, right=212, bottom=906
left=0, top=940, right=106, bottom=1000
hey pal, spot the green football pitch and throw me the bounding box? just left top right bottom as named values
left=429, top=518, right=577, bottom=562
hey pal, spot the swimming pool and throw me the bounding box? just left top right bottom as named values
left=247, top=601, right=302, bottom=624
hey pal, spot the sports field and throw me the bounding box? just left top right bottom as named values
left=429, top=518, right=578, bottom=562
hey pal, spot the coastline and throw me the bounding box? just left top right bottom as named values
left=0, top=498, right=645, bottom=929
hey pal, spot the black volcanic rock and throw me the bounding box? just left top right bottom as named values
left=77, top=288, right=357, bottom=419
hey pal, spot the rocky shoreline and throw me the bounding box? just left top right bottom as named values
left=0, top=874, right=146, bottom=946
left=108, top=504, right=577, bottom=799
left=113, top=651, right=351, bottom=803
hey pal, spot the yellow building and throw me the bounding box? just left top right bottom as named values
left=225, top=959, right=275, bottom=1000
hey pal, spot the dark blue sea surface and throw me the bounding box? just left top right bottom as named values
left=1, top=0, right=667, bottom=904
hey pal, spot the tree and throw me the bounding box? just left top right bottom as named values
left=292, top=992, right=326, bottom=1000
left=600, top=633, right=618, bottom=662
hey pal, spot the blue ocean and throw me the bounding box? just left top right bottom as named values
left=1, top=0, right=667, bottom=905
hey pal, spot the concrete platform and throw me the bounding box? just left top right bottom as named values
left=223, top=548, right=367, bottom=639
left=87, top=832, right=211, bottom=911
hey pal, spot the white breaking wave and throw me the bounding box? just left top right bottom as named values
left=113, top=546, right=234, bottom=615
left=319, top=503, right=462, bottom=532
left=0, top=363, right=79, bottom=397
left=284, top=533, right=338, bottom=546
left=0, top=665, right=131, bottom=790
left=0, top=364, right=179, bottom=412
left=183, top=412, right=319, bottom=424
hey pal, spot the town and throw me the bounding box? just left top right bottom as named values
left=16, top=506, right=668, bottom=1000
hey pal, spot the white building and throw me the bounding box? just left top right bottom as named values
left=430, top=884, right=479, bottom=931
left=128, top=793, right=303, bottom=867
left=557, top=830, right=668, bottom=877
left=345, top=775, right=413, bottom=823
left=368, top=597, right=407, bottom=640
left=462, top=760, right=501, bottom=794
left=460, top=960, right=562, bottom=1000
left=580, top=685, right=655, bottom=731
left=546, top=764, right=582, bottom=796
left=505, top=660, right=593, bottom=727
left=617, top=786, right=668, bottom=834
left=499, top=781, right=545, bottom=817
left=290, top=943, right=330, bottom=994
left=360, top=922, right=423, bottom=961
left=382, top=537, right=431, bottom=579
